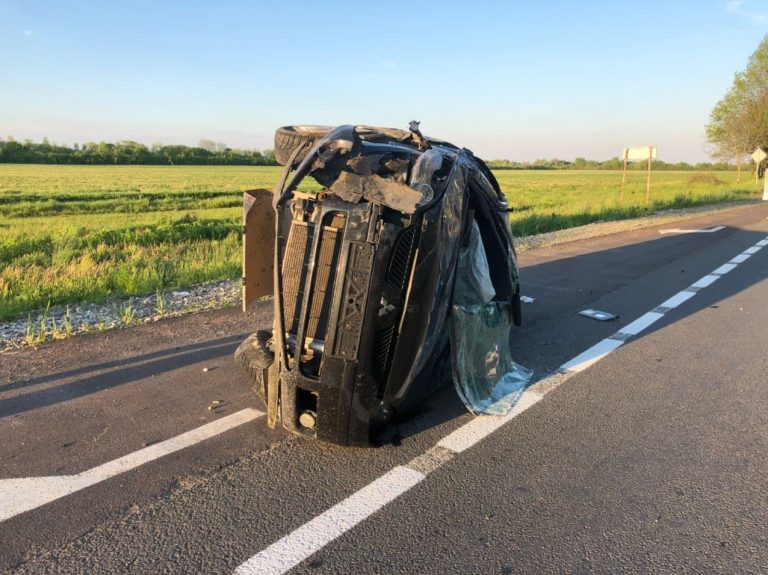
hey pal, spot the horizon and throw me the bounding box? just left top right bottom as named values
left=0, top=135, right=743, bottom=165
left=3, top=0, right=768, bottom=163
left=0, top=133, right=746, bottom=165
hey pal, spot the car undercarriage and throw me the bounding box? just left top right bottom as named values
left=236, top=124, right=530, bottom=446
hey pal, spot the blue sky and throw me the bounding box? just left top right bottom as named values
left=1, top=0, right=767, bottom=162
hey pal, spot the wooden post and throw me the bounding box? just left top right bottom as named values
left=763, top=168, right=768, bottom=201
left=645, top=146, right=652, bottom=208
left=620, top=148, right=628, bottom=203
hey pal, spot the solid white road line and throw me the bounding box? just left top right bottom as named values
left=235, top=233, right=768, bottom=574
left=234, top=466, right=425, bottom=575
left=658, top=225, right=725, bottom=235
left=0, top=408, right=263, bottom=523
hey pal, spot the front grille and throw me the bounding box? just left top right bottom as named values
left=387, top=226, right=417, bottom=289
left=372, top=324, right=396, bottom=381
left=372, top=225, right=419, bottom=382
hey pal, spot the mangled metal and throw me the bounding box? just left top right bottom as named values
left=329, top=171, right=424, bottom=213
left=236, top=123, right=530, bottom=446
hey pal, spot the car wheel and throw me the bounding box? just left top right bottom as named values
left=274, top=125, right=333, bottom=166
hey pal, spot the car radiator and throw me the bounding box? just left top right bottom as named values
left=282, top=215, right=345, bottom=350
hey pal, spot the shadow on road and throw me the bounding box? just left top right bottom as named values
left=0, top=334, right=247, bottom=417
left=0, top=335, right=243, bottom=394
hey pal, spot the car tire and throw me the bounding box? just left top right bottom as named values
left=274, top=125, right=333, bottom=166
left=234, top=329, right=274, bottom=402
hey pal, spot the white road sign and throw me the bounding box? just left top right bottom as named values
left=623, top=146, right=657, bottom=161
left=751, top=148, right=767, bottom=163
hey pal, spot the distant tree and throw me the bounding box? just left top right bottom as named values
left=706, top=34, right=768, bottom=180
left=261, top=149, right=276, bottom=164
left=602, top=157, right=622, bottom=170
left=198, top=139, right=227, bottom=153
left=198, top=139, right=217, bottom=153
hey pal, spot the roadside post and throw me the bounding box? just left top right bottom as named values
left=764, top=172, right=768, bottom=201
left=750, top=148, right=768, bottom=200
left=620, top=146, right=657, bottom=207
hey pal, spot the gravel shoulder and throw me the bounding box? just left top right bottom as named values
left=1, top=199, right=760, bottom=353
left=0, top=281, right=241, bottom=353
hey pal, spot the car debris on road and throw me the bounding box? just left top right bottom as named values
left=579, top=309, right=618, bottom=321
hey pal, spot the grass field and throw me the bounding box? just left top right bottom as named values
left=0, top=164, right=760, bottom=321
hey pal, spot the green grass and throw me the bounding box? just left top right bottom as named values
left=496, top=170, right=758, bottom=236
left=0, top=164, right=286, bottom=218
left=0, top=164, right=760, bottom=321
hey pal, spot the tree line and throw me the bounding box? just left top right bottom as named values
left=0, top=137, right=278, bottom=165
left=706, top=35, right=768, bottom=176
left=486, top=158, right=735, bottom=171
left=0, top=136, right=739, bottom=171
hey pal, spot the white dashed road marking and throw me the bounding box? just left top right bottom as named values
left=558, top=337, right=624, bottom=373
left=0, top=408, right=264, bottom=522
left=712, top=263, right=737, bottom=275
left=691, top=274, right=720, bottom=289
left=659, top=290, right=696, bottom=309
left=730, top=253, right=752, bottom=263
left=615, top=311, right=665, bottom=337
left=235, top=234, right=768, bottom=575
left=437, top=390, right=544, bottom=454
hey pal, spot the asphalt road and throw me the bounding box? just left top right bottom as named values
left=1, top=203, right=767, bottom=574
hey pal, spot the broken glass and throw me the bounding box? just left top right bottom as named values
left=450, top=302, right=533, bottom=415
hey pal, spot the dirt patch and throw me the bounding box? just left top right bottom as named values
left=688, top=173, right=725, bottom=185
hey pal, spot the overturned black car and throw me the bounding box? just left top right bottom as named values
left=236, top=124, right=528, bottom=446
